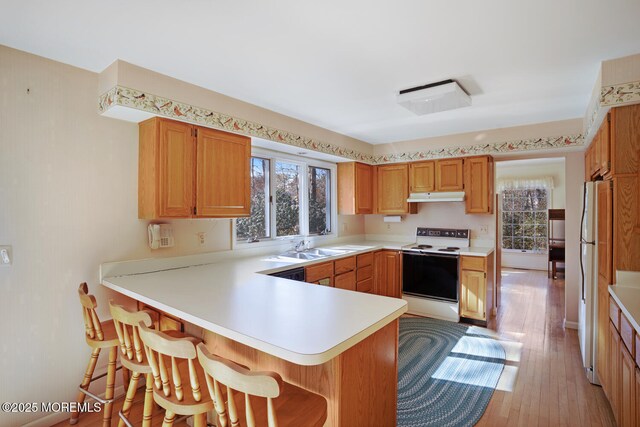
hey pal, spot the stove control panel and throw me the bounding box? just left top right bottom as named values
left=416, top=227, right=469, bottom=238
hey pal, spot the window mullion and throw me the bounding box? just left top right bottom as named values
left=300, top=164, right=308, bottom=237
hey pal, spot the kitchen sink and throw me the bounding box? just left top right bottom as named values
left=276, top=247, right=350, bottom=261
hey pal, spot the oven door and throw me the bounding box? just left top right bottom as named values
left=402, top=251, right=459, bottom=302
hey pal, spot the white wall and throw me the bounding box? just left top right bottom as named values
left=364, top=203, right=495, bottom=246
left=495, top=159, right=566, bottom=270
left=564, top=152, right=584, bottom=328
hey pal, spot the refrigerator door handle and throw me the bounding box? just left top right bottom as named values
left=580, top=239, right=595, bottom=245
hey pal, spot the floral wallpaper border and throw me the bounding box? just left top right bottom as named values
left=99, top=85, right=584, bottom=164
left=585, top=79, right=640, bottom=141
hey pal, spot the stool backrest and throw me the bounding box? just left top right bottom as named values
left=138, top=322, right=203, bottom=403
left=109, top=301, right=154, bottom=364
left=78, top=283, right=104, bottom=341
left=196, top=343, right=283, bottom=427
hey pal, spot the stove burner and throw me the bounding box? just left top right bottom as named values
left=446, top=247, right=460, bottom=250
left=413, top=244, right=433, bottom=249
left=438, top=247, right=459, bottom=252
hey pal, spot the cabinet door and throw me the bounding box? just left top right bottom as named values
left=355, top=163, right=374, bottom=214
left=594, top=131, right=602, bottom=177
left=597, top=181, right=613, bottom=284
left=335, top=271, right=356, bottom=291
left=460, top=269, right=486, bottom=320
left=635, top=367, right=640, bottom=427
left=409, top=161, right=435, bottom=193
left=196, top=127, right=250, bottom=217
left=608, top=321, right=621, bottom=423
left=585, top=147, right=592, bottom=181
left=597, top=275, right=610, bottom=391
left=464, top=156, right=493, bottom=214
left=158, top=120, right=196, bottom=217
left=356, top=277, right=374, bottom=293
left=600, top=116, right=611, bottom=175
left=620, top=343, right=636, bottom=427
left=435, top=159, right=463, bottom=191
left=374, top=250, right=401, bottom=298
left=376, top=164, right=410, bottom=214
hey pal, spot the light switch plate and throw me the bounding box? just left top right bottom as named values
left=0, top=246, right=12, bottom=266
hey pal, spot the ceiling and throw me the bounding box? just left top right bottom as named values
left=2, top=0, right=640, bottom=145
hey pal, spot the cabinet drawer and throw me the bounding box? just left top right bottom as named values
left=305, top=261, right=334, bottom=283
left=335, top=271, right=356, bottom=291
left=357, top=264, right=373, bottom=282
left=357, top=252, right=374, bottom=268
left=610, top=298, right=621, bottom=331
left=334, top=256, right=356, bottom=274
left=461, top=256, right=486, bottom=272
left=620, top=312, right=634, bottom=356
left=357, top=277, right=374, bottom=294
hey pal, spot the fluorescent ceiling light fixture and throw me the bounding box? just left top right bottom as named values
left=397, top=79, right=471, bottom=115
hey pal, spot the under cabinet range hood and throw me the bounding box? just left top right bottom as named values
left=407, top=191, right=465, bottom=203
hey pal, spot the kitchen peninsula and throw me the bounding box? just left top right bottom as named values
left=101, top=242, right=408, bottom=427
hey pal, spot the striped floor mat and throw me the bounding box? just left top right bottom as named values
left=398, top=317, right=506, bottom=427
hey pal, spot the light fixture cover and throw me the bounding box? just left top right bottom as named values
left=397, top=80, right=471, bottom=115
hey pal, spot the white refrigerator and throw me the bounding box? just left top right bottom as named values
left=578, top=181, right=599, bottom=384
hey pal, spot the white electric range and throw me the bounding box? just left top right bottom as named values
left=401, top=227, right=470, bottom=322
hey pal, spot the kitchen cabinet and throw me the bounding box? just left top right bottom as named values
left=464, top=156, right=494, bottom=214
left=636, top=367, right=640, bottom=427
left=338, top=162, right=374, bottom=214
left=305, top=261, right=334, bottom=286
left=620, top=339, right=636, bottom=427
left=435, top=159, right=463, bottom=191
left=376, top=164, right=417, bottom=215
left=607, top=320, right=621, bottom=423
left=334, top=271, right=356, bottom=291
left=137, top=301, right=184, bottom=332
left=409, top=161, right=435, bottom=193
left=459, top=254, right=494, bottom=324
left=374, top=250, right=402, bottom=298
left=599, top=116, right=611, bottom=176
left=138, top=117, right=250, bottom=219
left=356, top=252, right=374, bottom=293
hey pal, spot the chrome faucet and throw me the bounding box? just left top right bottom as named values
left=294, top=240, right=307, bottom=252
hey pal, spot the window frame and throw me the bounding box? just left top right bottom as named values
left=500, top=187, right=550, bottom=254
left=233, top=147, right=338, bottom=247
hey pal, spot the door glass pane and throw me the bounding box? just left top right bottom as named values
left=236, top=158, right=270, bottom=240
left=308, top=166, right=331, bottom=235
left=275, top=161, right=301, bottom=237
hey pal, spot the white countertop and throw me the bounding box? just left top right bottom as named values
left=102, top=240, right=408, bottom=366
left=460, top=246, right=495, bottom=257
left=609, top=271, right=640, bottom=332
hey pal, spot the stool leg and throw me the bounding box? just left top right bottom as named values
left=70, top=347, right=101, bottom=424
left=118, top=370, right=140, bottom=427
left=193, top=413, right=207, bottom=427
left=142, top=373, right=154, bottom=427
left=162, top=410, right=176, bottom=427
left=102, top=346, right=118, bottom=427
left=122, top=366, right=131, bottom=390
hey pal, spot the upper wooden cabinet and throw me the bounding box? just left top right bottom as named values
left=409, top=161, right=435, bottom=193
left=138, top=117, right=250, bottom=219
left=435, top=159, right=464, bottom=191
left=464, top=156, right=494, bottom=214
left=338, top=162, right=374, bottom=214
left=376, top=163, right=417, bottom=215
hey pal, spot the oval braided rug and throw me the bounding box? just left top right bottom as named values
left=398, top=317, right=506, bottom=427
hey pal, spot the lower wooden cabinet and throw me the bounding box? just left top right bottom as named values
left=137, top=302, right=184, bottom=332
left=374, top=250, right=402, bottom=298
left=636, top=367, right=640, bottom=427
left=335, top=271, right=356, bottom=291
left=356, top=252, right=374, bottom=293
left=459, top=254, right=494, bottom=323
left=607, top=320, right=621, bottom=423
left=305, top=261, right=334, bottom=286
left=620, top=342, right=636, bottom=427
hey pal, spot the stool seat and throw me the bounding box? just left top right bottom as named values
left=229, top=380, right=327, bottom=427
left=85, top=320, right=120, bottom=349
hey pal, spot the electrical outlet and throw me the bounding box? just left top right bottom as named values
left=196, top=232, right=206, bottom=246
left=387, top=223, right=391, bottom=230
left=479, top=225, right=489, bottom=235
left=0, top=246, right=12, bottom=266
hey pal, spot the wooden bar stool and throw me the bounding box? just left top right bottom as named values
left=71, top=283, right=122, bottom=426
left=109, top=302, right=157, bottom=427
left=196, top=343, right=327, bottom=427
left=137, top=322, right=213, bottom=427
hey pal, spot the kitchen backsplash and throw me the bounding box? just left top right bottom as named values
left=364, top=202, right=496, bottom=245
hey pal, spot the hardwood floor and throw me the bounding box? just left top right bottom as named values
left=476, top=268, right=615, bottom=427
